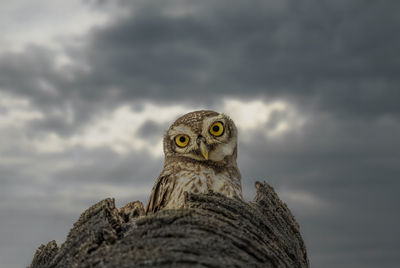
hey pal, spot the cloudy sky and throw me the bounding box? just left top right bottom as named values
left=1, top=0, right=399, bottom=267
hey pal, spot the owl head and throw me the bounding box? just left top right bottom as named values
left=163, top=110, right=238, bottom=165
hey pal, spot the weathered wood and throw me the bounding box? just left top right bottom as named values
left=30, top=182, right=309, bottom=267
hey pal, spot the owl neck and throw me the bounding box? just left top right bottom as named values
left=165, top=154, right=237, bottom=172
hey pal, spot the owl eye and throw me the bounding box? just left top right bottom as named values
left=175, top=134, right=190, bottom=148
left=209, top=121, right=224, bottom=137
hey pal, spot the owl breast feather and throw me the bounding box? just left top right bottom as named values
left=164, top=166, right=242, bottom=209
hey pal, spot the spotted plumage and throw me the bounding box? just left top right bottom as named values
left=146, top=110, right=242, bottom=213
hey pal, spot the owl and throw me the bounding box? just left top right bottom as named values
left=146, top=110, right=243, bottom=214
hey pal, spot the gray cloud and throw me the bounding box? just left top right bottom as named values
left=2, top=0, right=399, bottom=118
left=53, top=148, right=163, bottom=185
left=237, top=111, right=400, bottom=267
left=0, top=1, right=399, bottom=268
left=137, top=120, right=169, bottom=140
left=81, top=0, right=400, bottom=115
left=0, top=208, right=76, bottom=268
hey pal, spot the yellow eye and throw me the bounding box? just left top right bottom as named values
left=175, top=134, right=190, bottom=148
left=209, top=121, right=224, bottom=137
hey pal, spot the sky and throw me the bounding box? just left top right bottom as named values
left=0, top=0, right=399, bottom=267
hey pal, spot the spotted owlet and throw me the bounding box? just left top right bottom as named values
left=146, top=110, right=243, bottom=213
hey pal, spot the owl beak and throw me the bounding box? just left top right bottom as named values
left=199, top=140, right=208, bottom=160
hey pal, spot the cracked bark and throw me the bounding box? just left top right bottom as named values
left=30, top=182, right=309, bottom=267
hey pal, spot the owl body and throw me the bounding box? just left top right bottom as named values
left=146, top=110, right=243, bottom=213
left=159, top=159, right=242, bottom=210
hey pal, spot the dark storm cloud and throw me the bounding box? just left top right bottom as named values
left=1, top=1, right=400, bottom=268
left=0, top=46, right=65, bottom=104
left=237, top=111, right=400, bottom=268
left=0, top=0, right=398, bottom=159
left=53, top=147, right=162, bottom=185
left=2, top=0, right=399, bottom=119
left=137, top=120, right=169, bottom=140
left=0, top=208, right=76, bottom=268
left=79, top=0, right=399, bottom=116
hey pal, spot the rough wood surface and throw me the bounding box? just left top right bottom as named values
left=30, top=182, right=309, bottom=267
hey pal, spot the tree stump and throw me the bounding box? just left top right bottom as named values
left=30, top=182, right=309, bottom=267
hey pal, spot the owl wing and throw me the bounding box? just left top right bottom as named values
left=145, top=174, right=175, bottom=214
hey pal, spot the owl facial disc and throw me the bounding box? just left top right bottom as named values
left=164, top=110, right=238, bottom=164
